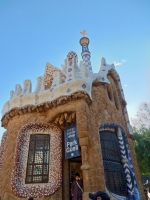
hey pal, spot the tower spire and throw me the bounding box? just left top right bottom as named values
left=79, top=30, right=92, bottom=72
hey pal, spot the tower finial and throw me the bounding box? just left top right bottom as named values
left=79, top=30, right=92, bottom=72
left=80, top=30, right=88, bottom=38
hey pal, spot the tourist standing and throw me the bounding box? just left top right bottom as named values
left=71, top=173, right=83, bottom=200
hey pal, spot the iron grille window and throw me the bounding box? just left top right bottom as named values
left=25, top=134, right=50, bottom=184
left=100, top=130, right=127, bottom=196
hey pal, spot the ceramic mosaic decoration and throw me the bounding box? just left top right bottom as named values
left=11, top=122, right=62, bottom=198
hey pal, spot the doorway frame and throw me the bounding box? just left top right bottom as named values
left=68, top=156, right=82, bottom=200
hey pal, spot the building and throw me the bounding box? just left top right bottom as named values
left=0, top=31, right=145, bottom=200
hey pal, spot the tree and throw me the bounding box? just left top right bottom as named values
left=131, top=102, right=150, bottom=130
left=133, top=128, right=150, bottom=174
left=131, top=102, right=150, bottom=174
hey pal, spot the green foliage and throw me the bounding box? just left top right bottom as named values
left=133, top=128, right=150, bottom=174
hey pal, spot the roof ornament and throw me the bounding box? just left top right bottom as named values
left=80, top=30, right=87, bottom=38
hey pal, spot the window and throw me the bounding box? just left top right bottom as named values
left=26, top=134, right=50, bottom=184
left=114, top=96, right=117, bottom=109
left=107, top=85, right=113, bottom=101
left=100, top=130, right=127, bottom=196
left=107, top=90, right=111, bottom=101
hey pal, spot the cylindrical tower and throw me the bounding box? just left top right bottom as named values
left=80, top=31, right=92, bottom=72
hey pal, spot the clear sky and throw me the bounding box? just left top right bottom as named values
left=0, top=0, right=150, bottom=140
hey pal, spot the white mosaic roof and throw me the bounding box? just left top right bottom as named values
left=1, top=52, right=115, bottom=117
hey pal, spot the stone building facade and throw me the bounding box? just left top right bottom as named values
left=0, top=32, right=145, bottom=200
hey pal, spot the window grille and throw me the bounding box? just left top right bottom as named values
left=25, top=134, right=50, bottom=184
left=100, top=130, right=127, bottom=196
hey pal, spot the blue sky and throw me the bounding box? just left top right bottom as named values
left=0, top=0, right=150, bottom=140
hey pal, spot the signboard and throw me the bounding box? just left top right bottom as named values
left=64, top=124, right=80, bottom=159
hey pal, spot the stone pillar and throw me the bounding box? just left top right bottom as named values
left=80, top=138, right=90, bottom=192
left=76, top=101, right=90, bottom=200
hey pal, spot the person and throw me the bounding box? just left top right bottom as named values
left=28, top=198, right=34, bottom=200
left=89, top=191, right=110, bottom=200
left=71, top=172, right=83, bottom=200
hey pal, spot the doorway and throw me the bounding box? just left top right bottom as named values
left=69, top=157, right=82, bottom=200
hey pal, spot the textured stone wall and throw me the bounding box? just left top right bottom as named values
left=62, top=159, right=69, bottom=200
left=0, top=99, right=80, bottom=199
left=0, top=113, right=63, bottom=200
left=76, top=80, right=145, bottom=200
left=85, top=78, right=145, bottom=199
left=0, top=76, right=145, bottom=199
left=87, top=82, right=128, bottom=194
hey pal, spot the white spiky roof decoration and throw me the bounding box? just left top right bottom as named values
left=2, top=32, right=118, bottom=117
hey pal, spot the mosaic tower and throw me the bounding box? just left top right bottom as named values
left=80, top=30, right=92, bottom=72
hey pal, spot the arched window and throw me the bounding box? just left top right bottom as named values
left=114, top=92, right=119, bottom=110
left=11, top=122, right=62, bottom=198
left=107, top=90, right=111, bottom=101
left=26, top=134, right=50, bottom=184
left=100, top=129, right=127, bottom=196
left=107, top=85, right=113, bottom=101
